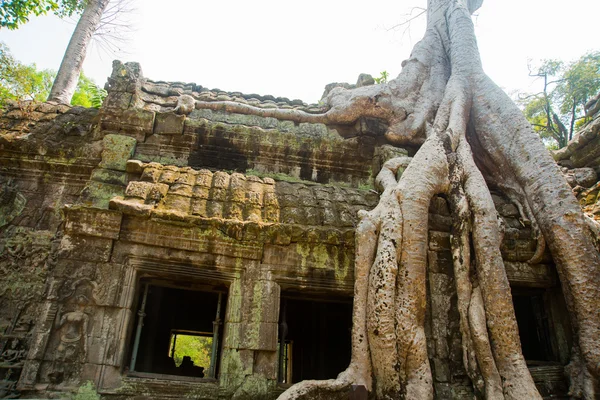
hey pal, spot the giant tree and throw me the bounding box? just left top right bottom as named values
left=187, top=0, right=600, bottom=398
left=48, top=0, right=110, bottom=104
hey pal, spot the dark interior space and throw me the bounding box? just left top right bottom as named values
left=278, top=295, right=352, bottom=384
left=512, top=290, right=554, bottom=363
left=129, top=283, right=226, bottom=379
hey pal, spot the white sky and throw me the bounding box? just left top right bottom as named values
left=1, top=0, right=598, bottom=104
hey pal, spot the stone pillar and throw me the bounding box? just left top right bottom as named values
left=220, top=264, right=281, bottom=399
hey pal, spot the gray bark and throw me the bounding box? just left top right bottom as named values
left=48, top=0, right=111, bottom=104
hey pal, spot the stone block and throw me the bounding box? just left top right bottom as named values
left=253, top=351, right=278, bottom=380
left=571, top=136, right=600, bottom=167
left=57, top=234, right=114, bottom=262
left=161, top=193, right=191, bottom=214
left=195, top=170, right=213, bottom=187
left=80, top=180, right=125, bottom=209
left=100, top=108, right=155, bottom=141
left=190, top=198, right=208, bottom=216
left=572, top=167, right=598, bottom=187
left=224, top=201, right=244, bottom=220
left=65, top=207, right=122, bottom=240
left=91, top=168, right=128, bottom=185
left=109, top=197, right=153, bottom=217
left=154, top=112, right=185, bottom=134
left=87, top=333, right=108, bottom=365
left=170, top=183, right=193, bottom=197
left=427, top=250, right=453, bottom=275
left=93, top=264, right=125, bottom=306
left=159, top=167, right=180, bottom=184
left=223, top=322, right=243, bottom=350
left=263, top=206, right=279, bottom=223
left=108, top=60, right=143, bottom=92
left=428, top=213, right=452, bottom=232
left=429, top=196, right=450, bottom=215
left=104, top=91, right=133, bottom=109
left=280, top=207, right=302, bottom=224
left=125, top=181, right=154, bottom=199
left=98, top=365, right=122, bottom=391
left=242, top=322, right=278, bottom=351
left=207, top=200, right=224, bottom=218
left=80, top=362, right=102, bottom=383
left=429, top=231, right=451, bottom=251
left=140, top=166, right=161, bottom=182
left=176, top=170, right=197, bottom=186
left=99, top=134, right=137, bottom=171
left=429, top=272, right=452, bottom=324
left=253, top=280, right=280, bottom=324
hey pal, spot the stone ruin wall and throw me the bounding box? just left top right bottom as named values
left=0, top=60, right=595, bottom=399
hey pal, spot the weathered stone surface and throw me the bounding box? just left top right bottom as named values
left=153, top=111, right=185, bottom=134
left=0, top=60, right=582, bottom=400
left=90, top=167, right=128, bottom=185
left=571, top=167, right=598, bottom=187
left=57, top=234, right=114, bottom=262
left=64, top=207, right=122, bottom=239
left=99, top=108, right=155, bottom=141
left=99, top=134, right=137, bottom=171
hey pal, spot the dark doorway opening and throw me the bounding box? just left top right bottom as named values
left=128, top=282, right=226, bottom=379
left=277, top=294, right=352, bottom=384
left=512, top=289, right=555, bottom=363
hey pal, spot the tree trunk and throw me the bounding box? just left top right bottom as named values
left=189, top=0, right=600, bottom=398
left=48, top=0, right=110, bottom=104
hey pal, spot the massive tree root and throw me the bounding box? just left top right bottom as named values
left=191, top=0, right=600, bottom=398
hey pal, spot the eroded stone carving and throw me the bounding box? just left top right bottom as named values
left=46, top=280, right=98, bottom=385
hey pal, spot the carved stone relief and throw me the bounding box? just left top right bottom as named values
left=45, top=279, right=100, bottom=385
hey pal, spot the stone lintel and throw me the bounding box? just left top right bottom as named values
left=119, top=216, right=263, bottom=260
left=505, top=262, right=557, bottom=288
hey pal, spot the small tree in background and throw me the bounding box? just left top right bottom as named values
left=521, top=51, right=600, bottom=148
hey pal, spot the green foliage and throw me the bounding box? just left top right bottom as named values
left=555, top=52, right=600, bottom=116
left=1, top=43, right=107, bottom=108
left=0, top=43, right=54, bottom=104
left=0, top=0, right=84, bottom=30
left=170, top=334, right=212, bottom=369
left=71, top=381, right=101, bottom=400
left=374, top=70, right=389, bottom=84
left=520, top=51, right=600, bottom=148
left=72, top=74, right=108, bottom=108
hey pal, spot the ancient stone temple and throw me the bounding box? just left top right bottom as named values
left=0, top=61, right=598, bottom=399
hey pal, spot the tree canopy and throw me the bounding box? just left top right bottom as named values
left=0, top=0, right=84, bottom=29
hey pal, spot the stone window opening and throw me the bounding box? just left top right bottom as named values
left=127, top=280, right=227, bottom=380
left=277, top=294, right=352, bottom=386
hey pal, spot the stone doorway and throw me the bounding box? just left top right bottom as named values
left=277, top=294, right=352, bottom=385
left=511, top=288, right=556, bottom=364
